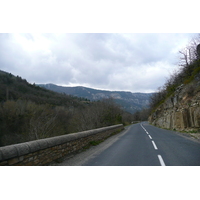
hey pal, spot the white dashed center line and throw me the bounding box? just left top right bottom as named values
left=148, top=135, right=152, bottom=139
left=158, top=155, right=166, bottom=166
left=141, top=123, right=166, bottom=166
left=152, top=141, right=158, bottom=150
left=141, top=124, right=149, bottom=135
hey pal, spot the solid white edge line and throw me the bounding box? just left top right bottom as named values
left=158, top=155, right=166, bottom=166
left=152, top=141, right=158, bottom=150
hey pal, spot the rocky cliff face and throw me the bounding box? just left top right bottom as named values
left=149, top=79, right=200, bottom=133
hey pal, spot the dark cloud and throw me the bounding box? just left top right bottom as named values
left=0, top=33, right=197, bottom=92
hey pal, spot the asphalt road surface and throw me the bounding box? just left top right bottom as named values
left=56, top=122, right=200, bottom=166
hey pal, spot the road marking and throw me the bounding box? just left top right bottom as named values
left=141, top=124, right=151, bottom=136
left=141, top=124, right=165, bottom=166
left=158, top=155, right=166, bottom=166
left=152, top=141, right=158, bottom=150
left=148, top=135, right=152, bottom=139
left=140, top=124, right=145, bottom=130
left=141, top=124, right=148, bottom=134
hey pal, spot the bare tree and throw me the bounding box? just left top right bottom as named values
left=179, top=47, right=190, bottom=67
left=28, top=104, right=59, bottom=140
left=179, top=34, right=200, bottom=67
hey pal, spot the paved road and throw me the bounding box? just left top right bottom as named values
left=56, top=122, right=200, bottom=166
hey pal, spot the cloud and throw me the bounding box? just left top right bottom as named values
left=0, top=33, right=197, bottom=92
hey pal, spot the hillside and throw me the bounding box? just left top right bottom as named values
left=148, top=42, right=200, bottom=140
left=38, top=83, right=152, bottom=113
left=149, top=79, right=200, bottom=132
left=0, top=70, right=86, bottom=107
left=0, top=70, right=134, bottom=147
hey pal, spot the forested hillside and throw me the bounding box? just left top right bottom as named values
left=0, top=70, right=87, bottom=106
left=0, top=70, right=134, bottom=147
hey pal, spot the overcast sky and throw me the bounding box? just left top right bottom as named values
left=0, top=33, right=198, bottom=93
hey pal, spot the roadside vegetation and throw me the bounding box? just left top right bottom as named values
left=0, top=70, right=134, bottom=147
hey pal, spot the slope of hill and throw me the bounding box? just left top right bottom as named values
left=38, top=83, right=153, bottom=113
left=0, top=70, right=134, bottom=147
left=0, top=70, right=85, bottom=107
left=149, top=78, right=200, bottom=140
left=148, top=48, right=200, bottom=139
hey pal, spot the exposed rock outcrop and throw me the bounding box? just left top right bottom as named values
left=149, top=80, right=200, bottom=133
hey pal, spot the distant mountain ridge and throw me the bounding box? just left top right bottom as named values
left=38, top=83, right=153, bottom=113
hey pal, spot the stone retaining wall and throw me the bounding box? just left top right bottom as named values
left=0, top=124, right=123, bottom=166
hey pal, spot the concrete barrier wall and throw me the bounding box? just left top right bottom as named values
left=0, top=124, right=123, bottom=166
